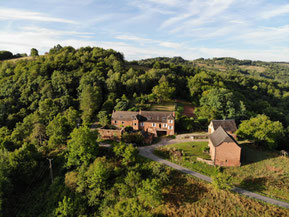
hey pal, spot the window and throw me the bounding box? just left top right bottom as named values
left=152, top=123, right=156, bottom=127
left=169, top=120, right=173, bottom=124
left=163, top=124, right=167, bottom=127
left=122, top=121, right=124, bottom=124
left=140, top=122, right=144, bottom=126
left=134, top=123, right=137, bottom=126
left=168, top=126, right=174, bottom=130
left=114, top=121, right=117, bottom=124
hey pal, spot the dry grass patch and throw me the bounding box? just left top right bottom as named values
left=150, top=102, right=176, bottom=111
left=239, top=65, right=266, bottom=73
left=157, top=171, right=289, bottom=217
left=156, top=142, right=289, bottom=202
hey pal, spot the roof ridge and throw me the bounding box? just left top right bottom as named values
left=209, top=126, right=234, bottom=147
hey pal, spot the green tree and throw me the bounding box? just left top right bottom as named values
left=54, top=196, right=74, bottom=217
left=0, top=127, right=11, bottom=150
left=80, top=85, right=102, bottom=124
left=65, top=126, right=98, bottom=168
left=0, top=51, right=13, bottom=60
left=151, top=81, right=175, bottom=103
left=30, top=123, right=47, bottom=147
left=187, top=71, right=214, bottom=103
left=30, top=48, right=39, bottom=57
left=64, top=107, right=81, bottom=130
left=113, top=143, right=138, bottom=165
left=237, top=114, right=284, bottom=150
left=46, top=114, right=70, bottom=149
left=137, top=178, right=162, bottom=208
left=97, top=111, right=109, bottom=127
left=77, top=157, right=111, bottom=206
left=197, top=88, right=246, bottom=121
left=0, top=149, right=12, bottom=217
left=114, top=95, right=129, bottom=111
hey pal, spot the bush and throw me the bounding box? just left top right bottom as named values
left=212, top=173, right=233, bottom=190
left=122, top=131, right=144, bottom=145
left=0, top=51, right=13, bottom=60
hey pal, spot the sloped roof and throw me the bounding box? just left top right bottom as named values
left=111, top=111, right=138, bottom=121
left=209, top=126, right=238, bottom=147
left=211, top=120, right=237, bottom=132
left=111, top=111, right=175, bottom=122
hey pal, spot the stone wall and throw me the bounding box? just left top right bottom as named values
left=215, top=142, right=241, bottom=167
left=98, top=128, right=123, bottom=141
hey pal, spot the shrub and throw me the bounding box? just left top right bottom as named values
left=212, top=173, right=233, bottom=190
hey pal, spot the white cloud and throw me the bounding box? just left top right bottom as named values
left=261, top=4, right=289, bottom=19
left=1, top=25, right=289, bottom=62
left=128, top=0, right=175, bottom=15
left=146, top=0, right=182, bottom=6
left=114, top=34, right=155, bottom=44
left=0, top=7, right=77, bottom=24
left=159, top=41, right=182, bottom=49
left=114, top=33, right=183, bottom=49
left=237, top=25, right=289, bottom=45
left=198, top=47, right=289, bottom=62
left=160, top=12, right=195, bottom=29
left=159, top=0, right=236, bottom=35
left=20, top=26, right=94, bottom=36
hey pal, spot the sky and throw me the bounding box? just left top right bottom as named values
left=1, top=0, right=289, bottom=61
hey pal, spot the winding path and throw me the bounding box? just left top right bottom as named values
left=138, top=138, right=289, bottom=209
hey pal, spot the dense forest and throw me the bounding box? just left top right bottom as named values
left=0, top=45, right=289, bottom=216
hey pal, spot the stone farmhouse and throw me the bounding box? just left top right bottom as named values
left=111, top=110, right=175, bottom=137
left=208, top=126, right=241, bottom=167
left=208, top=119, right=237, bottom=138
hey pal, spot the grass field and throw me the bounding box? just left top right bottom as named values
left=3, top=56, right=34, bottom=63
left=155, top=142, right=289, bottom=202
left=150, top=101, right=176, bottom=111
left=154, top=142, right=219, bottom=176
left=239, top=65, right=266, bottom=73
left=155, top=170, right=289, bottom=217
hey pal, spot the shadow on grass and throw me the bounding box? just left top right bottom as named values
left=239, top=176, right=267, bottom=192
left=163, top=171, right=208, bottom=206
left=240, top=143, right=278, bottom=166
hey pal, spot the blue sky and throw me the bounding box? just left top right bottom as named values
left=1, top=0, right=289, bottom=61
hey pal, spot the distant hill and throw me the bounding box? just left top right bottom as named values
left=192, top=57, right=289, bottom=84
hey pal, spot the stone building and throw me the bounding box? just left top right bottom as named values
left=208, top=126, right=241, bottom=167
left=208, top=119, right=237, bottom=138
left=98, top=127, right=123, bottom=141
left=111, top=110, right=175, bottom=137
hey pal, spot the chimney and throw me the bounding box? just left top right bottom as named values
left=139, top=109, right=142, bottom=115
left=173, top=111, right=175, bottom=117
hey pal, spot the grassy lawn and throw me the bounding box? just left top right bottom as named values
left=154, top=142, right=289, bottom=202
left=150, top=101, right=176, bottom=111
left=154, top=142, right=219, bottom=176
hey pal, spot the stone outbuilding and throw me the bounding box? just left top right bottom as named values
left=208, top=126, right=241, bottom=167
left=208, top=119, right=237, bottom=138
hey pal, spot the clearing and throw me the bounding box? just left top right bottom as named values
left=155, top=141, right=289, bottom=203
left=150, top=101, right=176, bottom=112
left=157, top=171, right=289, bottom=216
